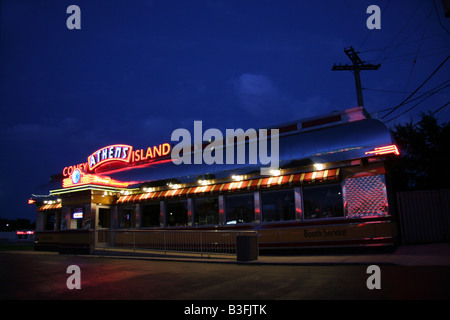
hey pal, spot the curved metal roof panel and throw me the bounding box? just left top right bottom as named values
left=105, top=117, right=395, bottom=185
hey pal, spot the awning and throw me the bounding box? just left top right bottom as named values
left=117, top=168, right=340, bottom=204
left=38, top=203, right=62, bottom=211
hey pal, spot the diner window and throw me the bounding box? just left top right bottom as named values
left=119, top=208, right=135, bottom=228
left=303, top=184, right=344, bottom=219
left=261, top=189, right=295, bottom=222
left=225, top=193, right=255, bottom=224
left=166, top=200, right=188, bottom=226
left=71, top=208, right=83, bottom=229
left=142, top=203, right=161, bottom=227
left=194, top=197, right=219, bottom=226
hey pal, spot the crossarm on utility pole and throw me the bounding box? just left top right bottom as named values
left=332, top=47, right=380, bottom=107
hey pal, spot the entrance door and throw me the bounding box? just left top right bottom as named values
left=98, top=208, right=111, bottom=228
left=95, top=207, right=111, bottom=247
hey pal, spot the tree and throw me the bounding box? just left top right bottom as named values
left=389, top=112, right=450, bottom=191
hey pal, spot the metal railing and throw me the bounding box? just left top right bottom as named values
left=93, top=229, right=258, bottom=258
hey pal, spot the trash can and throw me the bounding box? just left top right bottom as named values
left=236, top=234, right=258, bottom=261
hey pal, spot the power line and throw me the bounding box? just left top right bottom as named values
left=383, top=84, right=450, bottom=123
left=431, top=102, right=450, bottom=115
left=377, top=50, right=450, bottom=64
left=366, top=45, right=450, bottom=63
left=357, top=33, right=448, bottom=54
left=378, top=78, right=449, bottom=113
left=433, top=0, right=450, bottom=35
left=380, top=55, right=449, bottom=119
left=363, top=87, right=450, bottom=94
left=401, top=7, right=433, bottom=100
left=409, top=102, right=450, bottom=128
left=375, top=0, right=424, bottom=63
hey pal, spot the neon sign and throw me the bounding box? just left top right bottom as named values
left=63, top=163, right=88, bottom=177
left=132, top=143, right=171, bottom=162
left=62, top=143, right=172, bottom=177
left=365, top=145, right=400, bottom=156
left=63, top=170, right=133, bottom=188
left=88, top=144, right=132, bottom=171
left=16, top=231, right=34, bottom=235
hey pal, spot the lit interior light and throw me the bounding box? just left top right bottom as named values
left=313, top=163, right=324, bottom=171
left=198, top=180, right=208, bottom=185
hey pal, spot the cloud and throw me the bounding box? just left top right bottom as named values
left=4, top=117, right=82, bottom=141
left=233, top=73, right=333, bottom=125
left=234, top=73, right=282, bottom=116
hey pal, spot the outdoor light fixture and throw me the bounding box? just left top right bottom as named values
left=313, top=163, right=324, bottom=171
left=269, top=169, right=281, bottom=176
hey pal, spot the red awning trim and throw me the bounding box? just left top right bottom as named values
left=38, top=203, right=62, bottom=211
left=116, top=169, right=340, bottom=204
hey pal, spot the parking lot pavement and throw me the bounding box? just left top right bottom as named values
left=2, top=248, right=450, bottom=301
left=1, top=242, right=450, bottom=304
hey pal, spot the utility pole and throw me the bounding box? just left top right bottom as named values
left=332, top=46, right=380, bottom=107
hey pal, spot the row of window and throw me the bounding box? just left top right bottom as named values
left=118, top=184, right=344, bottom=228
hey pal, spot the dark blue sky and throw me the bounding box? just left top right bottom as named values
left=1, top=0, right=449, bottom=221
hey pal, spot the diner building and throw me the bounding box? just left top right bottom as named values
left=30, top=107, right=400, bottom=252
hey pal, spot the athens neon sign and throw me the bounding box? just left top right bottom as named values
left=62, top=143, right=172, bottom=177
left=88, top=144, right=133, bottom=171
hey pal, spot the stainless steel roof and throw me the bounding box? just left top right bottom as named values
left=106, top=117, right=395, bottom=186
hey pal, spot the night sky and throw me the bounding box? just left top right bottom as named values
left=1, top=0, right=449, bottom=222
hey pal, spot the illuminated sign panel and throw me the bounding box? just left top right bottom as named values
left=16, top=231, right=34, bottom=235
left=73, top=208, right=83, bottom=219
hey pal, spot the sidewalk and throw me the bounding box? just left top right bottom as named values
left=253, top=243, right=450, bottom=266
left=89, top=242, right=450, bottom=266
